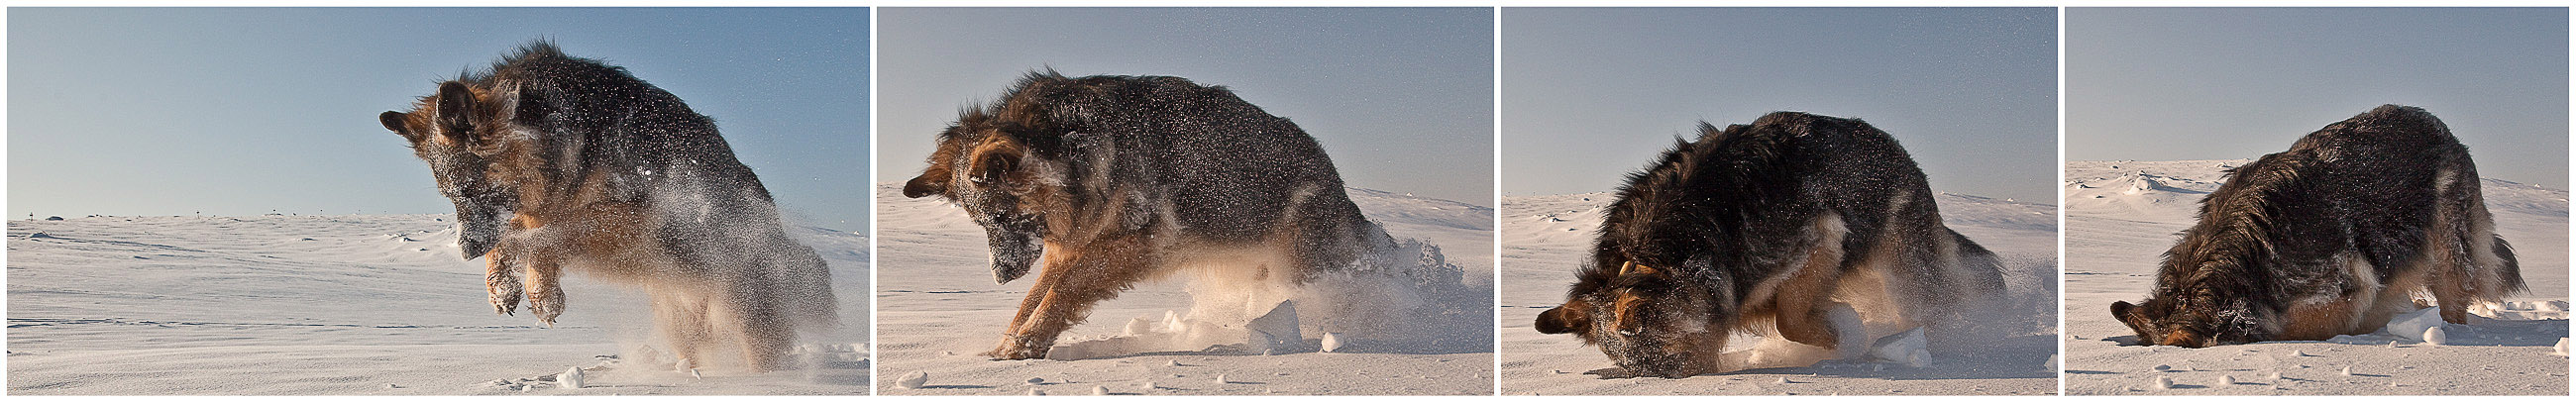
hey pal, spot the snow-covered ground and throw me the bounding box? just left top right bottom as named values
left=7, top=214, right=871, bottom=395
left=874, top=185, right=1496, bottom=395
left=1498, top=191, right=2062, bottom=395
left=2063, top=159, right=2569, bottom=395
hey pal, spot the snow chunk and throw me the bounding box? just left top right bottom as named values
left=1090, top=385, right=1110, bottom=395
left=1320, top=332, right=1345, bottom=352
left=560, top=366, right=585, bottom=389
left=2149, top=376, right=2172, bottom=390
left=2421, top=327, right=2448, bottom=345
left=2384, top=307, right=2444, bottom=341
left=1867, top=327, right=1931, bottom=367
left=1245, top=300, right=1301, bottom=354
left=2215, top=375, right=2235, bottom=386
left=895, top=371, right=929, bottom=389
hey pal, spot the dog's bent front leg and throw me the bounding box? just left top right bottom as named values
left=485, top=249, right=523, bottom=316
left=985, top=237, right=1156, bottom=360
left=524, top=256, right=567, bottom=326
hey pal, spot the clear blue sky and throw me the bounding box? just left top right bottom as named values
left=1502, top=8, right=2058, bottom=203
left=2069, top=7, right=2567, bottom=189
left=877, top=7, right=1495, bottom=206
left=8, top=8, right=873, bottom=232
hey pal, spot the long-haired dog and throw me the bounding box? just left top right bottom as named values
left=2110, top=105, right=2522, bottom=348
left=902, top=71, right=1395, bottom=359
left=377, top=42, right=836, bottom=370
left=1533, top=112, right=2007, bottom=378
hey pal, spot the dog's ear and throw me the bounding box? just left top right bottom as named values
left=1536, top=303, right=1590, bottom=335
left=2110, top=300, right=2154, bottom=340
left=903, top=167, right=949, bottom=198
left=379, top=111, right=415, bottom=139
left=433, top=81, right=480, bottom=145
left=966, top=145, right=1027, bottom=189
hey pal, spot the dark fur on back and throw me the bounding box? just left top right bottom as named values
left=379, top=41, right=835, bottom=370
left=1536, top=112, right=2004, bottom=377
left=2113, top=105, right=2522, bottom=347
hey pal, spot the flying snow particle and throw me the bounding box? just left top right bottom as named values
left=560, top=366, right=586, bottom=389
left=895, top=371, right=929, bottom=389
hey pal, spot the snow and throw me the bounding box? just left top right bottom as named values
left=1499, top=190, right=2060, bottom=395
left=2064, top=159, right=2568, bottom=395
left=873, top=185, right=1494, bottom=395
left=7, top=214, right=871, bottom=395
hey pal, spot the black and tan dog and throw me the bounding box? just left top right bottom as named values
left=378, top=42, right=836, bottom=370
left=2110, top=105, right=2523, bottom=348
left=1534, top=112, right=2007, bottom=378
left=902, top=71, right=1395, bottom=359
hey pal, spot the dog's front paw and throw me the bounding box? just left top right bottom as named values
left=487, top=278, right=522, bottom=316
left=980, top=336, right=1051, bottom=360
left=527, top=286, right=565, bottom=326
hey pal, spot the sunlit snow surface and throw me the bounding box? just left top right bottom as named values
left=7, top=214, right=871, bottom=395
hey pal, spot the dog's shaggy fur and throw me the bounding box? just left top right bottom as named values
left=379, top=42, right=836, bottom=370
left=902, top=71, right=1394, bottom=359
left=2111, top=105, right=2522, bottom=348
left=1534, top=112, right=2006, bottom=378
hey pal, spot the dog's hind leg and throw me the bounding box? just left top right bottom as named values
left=654, top=289, right=714, bottom=370
left=985, top=236, right=1157, bottom=360
left=715, top=286, right=795, bottom=371
left=483, top=249, right=523, bottom=316
left=1769, top=215, right=1852, bottom=352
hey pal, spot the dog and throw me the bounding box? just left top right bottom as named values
left=2110, top=105, right=2522, bottom=348
left=377, top=42, right=836, bottom=370
left=901, top=71, right=1395, bottom=359
left=1533, top=112, right=2007, bottom=378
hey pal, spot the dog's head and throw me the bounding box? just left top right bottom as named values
left=379, top=80, right=530, bottom=259
left=1537, top=255, right=1728, bottom=378
left=904, top=110, right=1069, bottom=284
left=2110, top=294, right=2261, bottom=348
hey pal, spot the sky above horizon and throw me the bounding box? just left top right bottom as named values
left=877, top=7, right=1496, bottom=207
left=1501, top=7, right=2058, bottom=203
left=8, top=8, right=873, bottom=232
left=2069, top=7, right=2568, bottom=189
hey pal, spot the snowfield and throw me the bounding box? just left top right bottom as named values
left=2063, top=159, right=2569, bottom=395
left=873, top=185, right=1496, bottom=395
left=1497, top=191, right=2062, bottom=395
left=7, top=214, right=871, bottom=395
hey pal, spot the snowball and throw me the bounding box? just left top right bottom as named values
left=1774, top=377, right=1795, bottom=384
left=1142, top=381, right=1159, bottom=390
left=2384, top=307, right=2444, bottom=341
left=1168, top=359, right=1182, bottom=366
left=1091, top=385, right=1110, bottom=395
left=895, top=371, right=929, bottom=389
left=2287, top=350, right=2311, bottom=357
left=1215, top=373, right=1230, bottom=384
left=2422, top=327, right=2448, bottom=346
left=2215, top=375, right=2235, bottom=386
left=2339, top=366, right=2354, bottom=376
left=1320, top=333, right=1345, bottom=352
left=1027, top=389, right=1045, bottom=396
left=688, top=368, right=700, bottom=379
left=560, top=366, right=585, bottom=389
left=2554, top=338, right=2569, bottom=356
left=2149, top=376, right=2172, bottom=390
